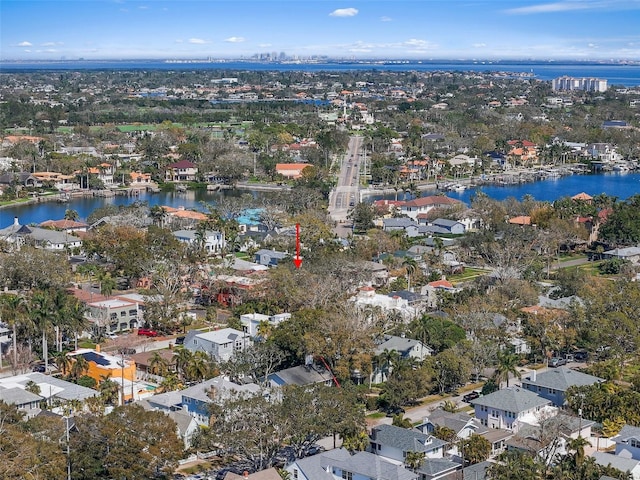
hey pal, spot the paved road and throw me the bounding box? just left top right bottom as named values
left=328, top=135, right=363, bottom=237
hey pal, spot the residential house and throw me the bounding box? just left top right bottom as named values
left=275, top=163, right=312, bottom=179
left=0, top=217, right=82, bottom=251
left=180, top=375, right=262, bottom=424
left=267, top=363, right=335, bottom=388
left=415, top=458, right=460, bottom=480
left=88, top=163, right=115, bottom=186
left=521, top=367, right=604, bottom=407
left=369, top=424, right=449, bottom=461
left=255, top=248, right=288, bottom=267
left=430, top=219, right=465, bottom=235
left=66, top=348, right=137, bottom=402
left=612, top=425, right=640, bottom=460
left=39, top=219, right=89, bottom=233
left=383, top=218, right=417, bottom=232
left=0, top=172, right=39, bottom=188
left=0, top=372, right=98, bottom=418
left=32, top=171, right=78, bottom=190
left=416, top=408, right=483, bottom=440
left=240, top=312, right=291, bottom=337
left=506, top=412, right=594, bottom=464
left=165, top=160, right=198, bottom=182
left=351, top=286, right=418, bottom=321
left=69, top=288, right=144, bottom=334
left=286, top=448, right=418, bottom=480
left=400, top=196, right=463, bottom=221
left=592, top=452, right=640, bottom=480
left=371, top=335, right=432, bottom=383
left=358, top=261, right=390, bottom=288
left=602, top=246, right=640, bottom=265
left=183, top=328, right=252, bottom=362
left=470, top=387, right=554, bottom=432
left=172, top=229, right=226, bottom=254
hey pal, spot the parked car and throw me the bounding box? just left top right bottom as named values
left=175, top=336, right=186, bottom=345
left=137, top=328, right=158, bottom=337
left=574, top=350, right=589, bottom=361
left=462, top=391, right=480, bottom=403
left=549, top=357, right=567, bottom=367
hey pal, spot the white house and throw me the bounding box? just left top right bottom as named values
left=172, top=229, right=226, bottom=254
left=183, top=328, right=252, bottom=362
left=240, top=312, right=291, bottom=337
left=592, top=452, right=640, bottom=480
left=470, top=387, right=553, bottom=432
left=400, top=196, right=463, bottom=221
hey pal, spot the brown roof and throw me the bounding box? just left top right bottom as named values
left=572, top=192, right=593, bottom=201
left=226, top=468, right=282, bottom=480
left=509, top=216, right=531, bottom=225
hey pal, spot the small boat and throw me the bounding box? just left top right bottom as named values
left=176, top=184, right=187, bottom=192
left=448, top=183, right=466, bottom=192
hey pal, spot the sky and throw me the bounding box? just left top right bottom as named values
left=2, top=0, right=640, bottom=61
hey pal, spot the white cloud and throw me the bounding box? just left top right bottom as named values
left=17, top=41, right=33, bottom=47
left=188, top=38, right=209, bottom=44
left=330, top=8, right=358, bottom=17
left=588, top=42, right=599, bottom=48
left=403, top=39, right=437, bottom=50
left=138, top=5, right=149, bottom=9
left=258, top=43, right=272, bottom=48
left=41, top=42, right=62, bottom=47
left=380, top=16, right=392, bottom=22
left=503, top=0, right=635, bottom=15
left=225, top=37, right=245, bottom=43
left=472, top=43, right=487, bottom=48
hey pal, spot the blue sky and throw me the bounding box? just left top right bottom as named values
left=2, top=0, right=640, bottom=61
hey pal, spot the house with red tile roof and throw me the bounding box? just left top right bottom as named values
left=275, top=163, right=312, bottom=179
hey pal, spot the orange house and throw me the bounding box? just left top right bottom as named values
left=68, top=347, right=136, bottom=402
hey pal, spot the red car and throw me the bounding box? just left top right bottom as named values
left=137, top=328, right=158, bottom=337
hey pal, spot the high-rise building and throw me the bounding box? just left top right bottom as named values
left=552, top=76, right=607, bottom=92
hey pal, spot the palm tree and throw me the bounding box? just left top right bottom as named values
left=53, top=351, right=72, bottom=377
left=0, top=294, right=26, bottom=367
left=64, top=209, right=79, bottom=221
left=441, top=400, right=457, bottom=413
left=184, top=351, right=212, bottom=382
left=174, top=347, right=194, bottom=380
left=402, top=257, right=418, bottom=291
left=99, top=374, right=121, bottom=405
left=28, top=290, right=54, bottom=372
left=256, top=320, right=273, bottom=340
left=404, top=451, right=425, bottom=471
left=69, top=355, right=89, bottom=381
left=493, top=350, right=521, bottom=388
left=149, top=205, right=167, bottom=228
left=376, top=348, right=400, bottom=382
left=567, top=436, right=590, bottom=467
left=149, top=351, right=169, bottom=376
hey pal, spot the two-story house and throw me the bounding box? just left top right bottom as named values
left=521, top=367, right=603, bottom=407
left=240, top=312, right=291, bottom=337
left=172, top=229, right=226, bottom=254
left=180, top=375, right=262, bottom=424
left=612, top=425, right=640, bottom=460
left=470, top=387, right=553, bottom=432
left=371, top=335, right=432, bottom=383
left=286, top=448, right=418, bottom=480
left=183, top=328, right=252, bottom=362
left=165, top=160, right=198, bottom=182
left=400, top=196, right=462, bottom=221
left=369, top=424, right=448, bottom=461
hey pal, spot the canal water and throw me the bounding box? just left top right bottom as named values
left=2, top=172, right=640, bottom=228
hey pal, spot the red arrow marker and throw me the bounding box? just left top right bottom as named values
left=293, top=223, right=303, bottom=269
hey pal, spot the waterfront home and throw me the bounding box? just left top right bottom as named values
left=39, top=219, right=89, bottom=233
left=0, top=217, right=82, bottom=251
left=165, top=160, right=198, bottom=182
left=32, top=171, right=78, bottom=190
left=521, top=367, right=603, bottom=407
left=470, top=387, right=554, bottom=432
left=275, top=162, right=312, bottom=179
left=183, top=328, right=252, bottom=362
left=0, top=171, right=39, bottom=188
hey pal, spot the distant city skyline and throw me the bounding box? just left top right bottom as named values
left=2, top=0, right=640, bottom=61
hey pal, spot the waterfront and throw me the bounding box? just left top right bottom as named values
left=2, top=172, right=640, bottom=228
left=2, top=60, right=640, bottom=86
left=368, top=172, right=640, bottom=205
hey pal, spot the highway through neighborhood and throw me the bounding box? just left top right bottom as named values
left=328, top=135, right=363, bottom=236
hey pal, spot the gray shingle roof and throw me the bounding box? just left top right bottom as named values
left=522, top=367, right=603, bottom=392
left=593, top=451, right=640, bottom=473
left=325, top=450, right=418, bottom=480
left=470, top=387, right=551, bottom=413
left=292, top=448, right=350, bottom=480
left=0, top=387, right=42, bottom=406
left=613, top=424, right=640, bottom=443
left=416, top=458, right=459, bottom=476
left=371, top=424, right=448, bottom=454
left=375, top=335, right=425, bottom=357
left=268, top=365, right=334, bottom=386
